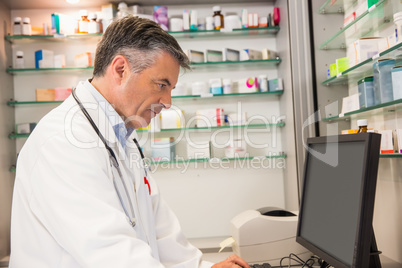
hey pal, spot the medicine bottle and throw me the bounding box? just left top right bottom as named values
left=22, top=17, right=32, bottom=36
left=78, top=10, right=89, bottom=34
left=13, top=17, right=22, bottom=35
left=357, top=119, right=368, bottom=133
left=212, top=6, right=224, bottom=30
left=15, top=51, right=24, bottom=68
left=88, top=12, right=99, bottom=34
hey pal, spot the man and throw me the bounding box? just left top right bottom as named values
left=10, top=16, right=249, bottom=268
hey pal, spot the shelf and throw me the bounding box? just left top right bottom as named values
left=9, top=133, right=30, bottom=139
left=6, top=59, right=280, bottom=74
left=149, top=154, right=287, bottom=165
left=190, top=58, right=281, bottom=70
left=318, top=0, right=349, bottom=14
left=8, top=91, right=283, bottom=106
left=5, top=27, right=278, bottom=44
left=322, top=42, right=402, bottom=86
left=380, top=153, right=402, bottom=158
left=8, top=100, right=63, bottom=106
left=137, top=122, right=285, bottom=133
left=172, top=90, right=283, bottom=99
left=6, top=67, right=94, bottom=75
left=319, top=0, right=391, bottom=50
left=322, top=97, right=402, bottom=122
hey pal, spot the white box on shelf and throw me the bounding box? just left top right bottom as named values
left=379, top=130, right=394, bottom=154
left=196, top=108, right=224, bottom=128
left=160, top=109, right=185, bottom=129
left=187, top=142, right=210, bottom=159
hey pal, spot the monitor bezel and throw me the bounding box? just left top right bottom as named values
left=296, top=133, right=381, bottom=268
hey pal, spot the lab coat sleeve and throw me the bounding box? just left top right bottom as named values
left=28, top=132, right=165, bottom=267
left=148, top=175, right=215, bottom=268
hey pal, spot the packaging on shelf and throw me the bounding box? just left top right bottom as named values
left=16, top=123, right=36, bottom=134
left=196, top=108, right=224, bottom=128
left=227, top=112, right=248, bottom=126
left=205, top=49, right=223, bottom=62
left=154, top=6, right=168, bottom=31
left=187, top=142, right=210, bottom=159
left=13, top=17, right=22, bottom=35
left=348, top=37, right=384, bottom=67
left=171, top=82, right=187, bottom=96
left=191, top=81, right=209, bottom=95
left=373, top=58, right=395, bottom=105
left=54, top=54, right=66, bottom=68
left=262, top=49, right=277, bottom=60
left=183, top=10, right=190, bottom=31
left=340, top=93, right=360, bottom=114
left=341, top=129, right=359, bottom=134
left=187, top=50, right=205, bottom=63
left=170, top=18, right=183, bottom=32
left=209, top=78, right=223, bottom=95
left=51, top=13, right=75, bottom=35
left=329, top=63, right=337, bottom=77
left=240, top=49, right=263, bottom=61
left=268, top=78, right=283, bottom=91
left=223, top=48, right=240, bottom=61
left=102, top=4, right=117, bottom=32
left=151, top=137, right=175, bottom=161
left=358, top=76, right=375, bottom=108
left=74, top=52, right=92, bottom=67
left=160, top=109, right=185, bottom=129
left=336, top=57, right=349, bottom=74
left=225, top=138, right=247, bottom=158
left=235, top=77, right=259, bottom=93
left=396, top=129, right=402, bottom=153
left=55, top=87, right=72, bottom=101
left=379, top=130, right=394, bottom=154
left=35, top=49, right=54, bottom=69
left=36, top=89, right=55, bottom=101
left=391, top=66, right=402, bottom=101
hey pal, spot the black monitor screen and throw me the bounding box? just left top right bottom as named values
left=296, top=133, right=381, bottom=268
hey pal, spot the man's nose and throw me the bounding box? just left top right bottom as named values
left=160, top=92, right=172, bottom=109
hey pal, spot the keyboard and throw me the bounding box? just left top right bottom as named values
left=249, top=263, right=272, bottom=268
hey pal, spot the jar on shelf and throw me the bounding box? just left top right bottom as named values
left=212, top=6, right=224, bottom=30
left=373, top=58, right=395, bottom=105
left=15, top=51, right=24, bottom=68
left=13, top=17, right=22, bottom=35
left=78, top=10, right=89, bottom=33
left=357, top=76, right=374, bottom=108
left=22, top=17, right=32, bottom=35
left=357, top=119, right=368, bottom=133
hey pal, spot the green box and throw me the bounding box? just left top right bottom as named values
left=336, top=57, right=349, bottom=74
left=330, top=63, right=337, bottom=77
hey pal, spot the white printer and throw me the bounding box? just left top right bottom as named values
left=230, top=207, right=310, bottom=265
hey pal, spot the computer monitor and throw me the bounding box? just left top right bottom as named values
left=296, top=133, right=382, bottom=268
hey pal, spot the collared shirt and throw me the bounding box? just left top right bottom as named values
left=84, top=80, right=134, bottom=149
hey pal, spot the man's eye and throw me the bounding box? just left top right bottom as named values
left=158, top=84, right=166, bottom=88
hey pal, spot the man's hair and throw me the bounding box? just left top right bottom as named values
left=93, top=16, right=190, bottom=77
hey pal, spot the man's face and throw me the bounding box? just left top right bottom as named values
left=117, top=51, right=180, bottom=129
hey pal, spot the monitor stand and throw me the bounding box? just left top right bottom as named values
left=370, top=228, right=381, bottom=268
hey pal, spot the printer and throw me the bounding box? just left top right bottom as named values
left=230, top=207, right=310, bottom=265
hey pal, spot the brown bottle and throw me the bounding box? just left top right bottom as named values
left=213, top=6, right=224, bottom=30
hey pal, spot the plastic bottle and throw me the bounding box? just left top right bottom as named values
left=88, top=12, right=99, bottom=34
left=357, top=119, right=368, bottom=133
left=78, top=10, right=89, bottom=33
left=15, top=51, right=24, bottom=68
left=212, top=6, right=224, bottom=30
left=223, top=79, right=232, bottom=94
left=13, top=17, right=22, bottom=35
left=22, top=17, right=32, bottom=35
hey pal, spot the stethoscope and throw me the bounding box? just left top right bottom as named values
left=72, top=88, right=146, bottom=229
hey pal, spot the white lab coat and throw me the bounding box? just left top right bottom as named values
left=10, top=81, right=214, bottom=268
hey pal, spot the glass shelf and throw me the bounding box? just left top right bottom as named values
left=10, top=166, right=16, bottom=173
left=8, top=100, right=63, bottom=106
left=322, top=42, right=402, bottom=86
left=137, top=122, right=285, bottom=133
left=6, top=59, right=280, bottom=74
left=9, top=133, right=30, bottom=139
left=7, top=91, right=283, bottom=106
left=318, top=0, right=362, bottom=14
left=319, top=0, right=391, bottom=50
left=7, top=67, right=94, bottom=75
left=380, top=153, right=402, bottom=158
left=322, top=98, right=402, bottom=122
left=172, top=90, right=283, bottom=100
left=149, top=154, right=287, bottom=165
left=5, top=27, right=278, bottom=44
left=190, top=58, right=281, bottom=70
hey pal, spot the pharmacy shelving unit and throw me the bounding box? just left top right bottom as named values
left=312, top=0, right=402, bottom=264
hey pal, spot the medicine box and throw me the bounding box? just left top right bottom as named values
left=336, top=57, right=349, bottom=74
left=209, top=78, right=223, bottom=95
left=396, top=129, right=402, bottom=153
left=55, top=87, right=72, bottom=101
left=262, top=49, right=277, bottom=60
left=154, top=6, right=168, bottom=31
left=350, top=37, right=384, bottom=65
left=16, top=123, right=36, bottom=134
left=196, top=108, right=224, bottom=128
left=36, top=89, right=55, bottom=101
left=151, top=137, right=175, bottom=161
left=35, top=49, right=54, bottom=68
left=236, top=77, right=259, bottom=93
left=268, top=78, right=283, bottom=92
left=205, top=49, right=223, bottom=62
left=160, top=109, right=185, bottom=129
left=187, top=142, right=210, bottom=159
left=223, top=48, right=240, bottom=61
left=187, top=49, right=205, bottom=63
left=240, top=49, right=263, bottom=61
left=379, top=130, right=394, bottom=154
left=74, top=52, right=92, bottom=67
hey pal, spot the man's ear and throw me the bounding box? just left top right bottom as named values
left=110, top=55, right=130, bottom=84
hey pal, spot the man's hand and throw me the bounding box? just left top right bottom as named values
left=212, top=254, right=250, bottom=268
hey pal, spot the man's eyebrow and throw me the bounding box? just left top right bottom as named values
left=155, top=78, right=171, bottom=87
